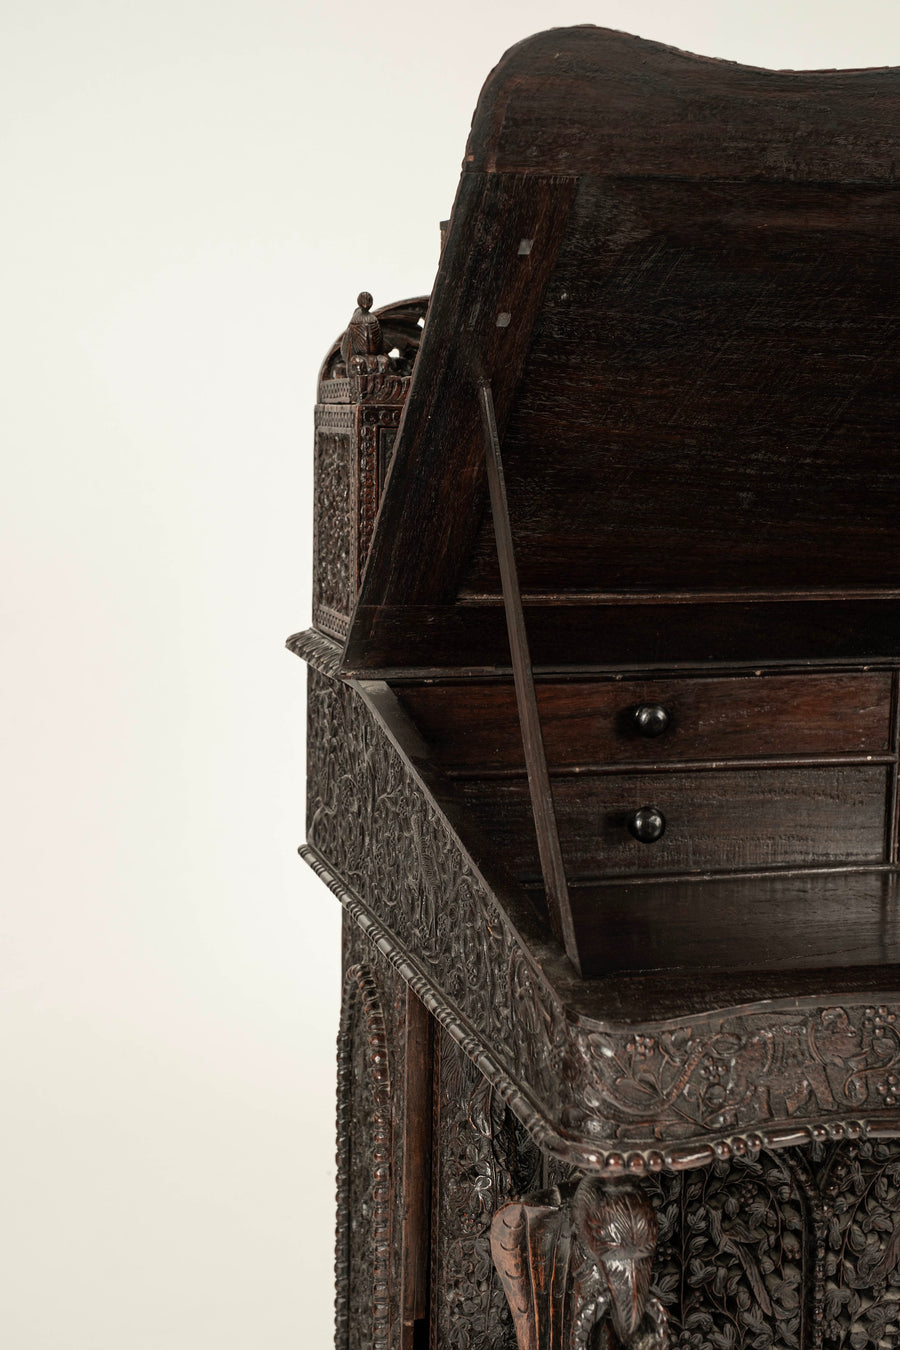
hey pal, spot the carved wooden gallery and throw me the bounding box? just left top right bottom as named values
left=288, top=27, right=900, bottom=1350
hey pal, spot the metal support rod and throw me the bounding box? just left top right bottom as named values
left=478, top=379, right=580, bottom=970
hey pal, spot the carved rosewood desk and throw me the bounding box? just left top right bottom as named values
left=289, top=28, right=900, bottom=1350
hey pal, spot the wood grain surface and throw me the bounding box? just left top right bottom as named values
left=459, top=764, right=889, bottom=879
left=569, top=868, right=900, bottom=976
left=397, top=672, right=893, bottom=771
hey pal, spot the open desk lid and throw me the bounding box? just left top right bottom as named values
left=339, top=27, right=900, bottom=679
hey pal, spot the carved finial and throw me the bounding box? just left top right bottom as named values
left=340, top=291, right=386, bottom=371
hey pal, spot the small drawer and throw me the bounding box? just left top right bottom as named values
left=459, top=764, right=890, bottom=880
left=399, top=672, right=893, bottom=769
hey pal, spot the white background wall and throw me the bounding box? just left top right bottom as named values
left=3, top=2, right=900, bottom=1346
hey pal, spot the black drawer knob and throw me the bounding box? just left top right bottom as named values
left=627, top=806, right=666, bottom=843
left=632, top=703, right=670, bottom=738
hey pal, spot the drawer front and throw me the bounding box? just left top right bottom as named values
left=459, top=765, right=890, bottom=880
left=398, top=672, right=893, bottom=769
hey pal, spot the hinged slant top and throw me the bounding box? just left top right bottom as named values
left=340, top=25, right=900, bottom=678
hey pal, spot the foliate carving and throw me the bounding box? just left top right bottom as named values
left=433, top=1030, right=542, bottom=1350
left=573, top=1004, right=900, bottom=1139
left=304, top=666, right=900, bottom=1171
left=635, top=1139, right=900, bottom=1350
left=816, top=1138, right=900, bottom=1349
left=312, top=407, right=353, bottom=638
left=351, top=371, right=410, bottom=403
left=335, top=963, right=393, bottom=1350
left=644, top=1152, right=811, bottom=1350
left=491, top=1179, right=667, bottom=1350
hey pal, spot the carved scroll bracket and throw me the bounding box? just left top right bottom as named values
left=491, top=1177, right=668, bottom=1350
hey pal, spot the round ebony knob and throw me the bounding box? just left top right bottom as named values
left=627, top=807, right=666, bottom=843
left=632, top=704, right=670, bottom=738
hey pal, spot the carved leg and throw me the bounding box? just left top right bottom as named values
left=491, top=1177, right=668, bottom=1350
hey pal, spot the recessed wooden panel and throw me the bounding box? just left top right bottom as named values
left=397, top=672, right=893, bottom=771
left=458, top=765, right=889, bottom=880
left=461, top=178, right=900, bottom=596
left=569, top=870, right=900, bottom=977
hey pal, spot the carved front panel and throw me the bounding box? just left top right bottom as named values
left=331, top=898, right=900, bottom=1350
left=818, top=1140, right=900, bottom=1349
left=647, top=1152, right=812, bottom=1350
left=642, top=1141, right=900, bottom=1350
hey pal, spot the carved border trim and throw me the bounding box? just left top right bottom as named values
left=319, top=378, right=352, bottom=403
left=335, top=963, right=392, bottom=1350
left=286, top=628, right=342, bottom=678
left=356, top=405, right=402, bottom=588
left=312, top=607, right=350, bottom=641
left=310, top=845, right=900, bottom=1180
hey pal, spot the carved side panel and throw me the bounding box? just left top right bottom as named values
left=313, top=406, right=353, bottom=638
left=432, top=1027, right=542, bottom=1350
left=312, top=399, right=403, bottom=637
left=354, top=405, right=401, bottom=588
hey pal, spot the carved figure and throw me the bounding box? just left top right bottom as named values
left=338, top=292, right=391, bottom=376
left=491, top=1178, right=668, bottom=1350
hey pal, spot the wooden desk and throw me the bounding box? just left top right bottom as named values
left=290, top=27, right=900, bottom=1350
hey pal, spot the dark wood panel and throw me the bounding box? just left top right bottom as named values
left=569, top=869, right=900, bottom=977
left=467, top=27, right=900, bottom=182
left=351, top=171, right=577, bottom=612
left=458, top=765, right=889, bottom=880
left=461, top=178, right=900, bottom=594
left=397, top=672, right=893, bottom=771
left=341, top=600, right=900, bottom=675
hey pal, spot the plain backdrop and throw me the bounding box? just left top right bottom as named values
left=3, top=2, right=900, bottom=1346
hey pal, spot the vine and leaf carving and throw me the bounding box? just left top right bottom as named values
left=578, top=1006, right=900, bottom=1137
left=435, top=1031, right=542, bottom=1350
left=816, top=1139, right=900, bottom=1349
left=332, top=903, right=900, bottom=1350
left=644, top=1152, right=809, bottom=1350
left=488, top=1139, right=900, bottom=1350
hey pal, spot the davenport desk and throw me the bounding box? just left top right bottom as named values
left=288, top=28, right=900, bottom=1350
